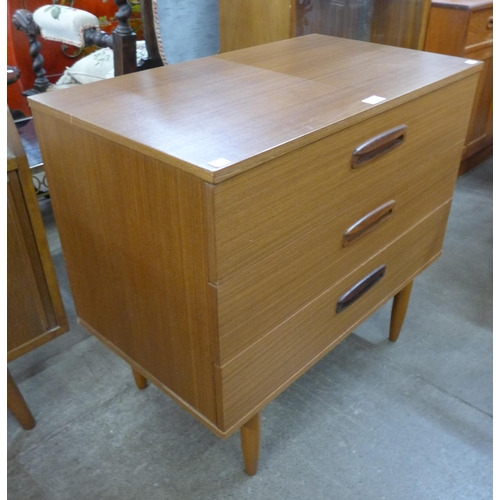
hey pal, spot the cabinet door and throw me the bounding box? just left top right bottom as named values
left=7, top=109, right=68, bottom=361
left=7, top=170, right=57, bottom=354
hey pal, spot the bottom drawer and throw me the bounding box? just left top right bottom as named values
left=215, top=201, right=452, bottom=432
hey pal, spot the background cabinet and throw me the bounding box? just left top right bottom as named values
left=424, top=0, right=493, bottom=174
left=220, top=0, right=432, bottom=52
left=7, top=109, right=68, bottom=428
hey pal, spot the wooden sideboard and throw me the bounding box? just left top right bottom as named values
left=424, top=0, right=493, bottom=174
left=29, top=35, right=480, bottom=474
left=7, top=109, right=68, bottom=429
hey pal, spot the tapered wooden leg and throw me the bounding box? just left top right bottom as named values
left=240, top=412, right=261, bottom=476
left=131, top=368, right=148, bottom=390
left=7, top=370, right=35, bottom=430
left=389, top=281, right=414, bottom=342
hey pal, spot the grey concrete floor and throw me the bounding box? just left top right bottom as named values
left=8, top=158, right=492, bottom=500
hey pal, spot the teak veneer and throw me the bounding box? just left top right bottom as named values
left=29, top=35, right=480, bottom=475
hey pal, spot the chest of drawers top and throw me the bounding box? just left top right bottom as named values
left=30, top=34, right=480, bottom=184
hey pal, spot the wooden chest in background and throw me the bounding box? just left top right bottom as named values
left=424, top=0, right=493, bottom=174
left=29, top=35, right=480, bottom=474
left=7, top=110, right=68, bottom=429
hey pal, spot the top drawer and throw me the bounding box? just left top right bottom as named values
left=465, top=7, right=493, bottom=49
left=206, top=76, right=476, bottom=284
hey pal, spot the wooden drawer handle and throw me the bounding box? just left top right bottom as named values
left=343, top=200, right=395, bottom=246
left=351, top=125, right=407, bottom=168
left=336, top=265, right=386, bottom=313
left=487, top=16, right=493, bottom=29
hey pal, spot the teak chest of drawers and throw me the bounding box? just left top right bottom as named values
left=30, top=35, right=480, bottom=475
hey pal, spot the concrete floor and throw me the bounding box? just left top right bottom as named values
left=8, top=158, right=492, bottom=500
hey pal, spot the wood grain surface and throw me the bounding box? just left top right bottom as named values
left=370, top=0, right=432, bottom=50
left=29, top=36, right=479, bottom=442
left=219, top=0, right=293, bottom=52
left=424, top=0, right=492, bottom=173
left=215, top=202, right=452, bottom=431
left=207, top=76, right=478, bottom=284
left=29, top=35, right=482, bottom=183
left=425, top=7, right=470, bottom=55
left=34, top=115, right=219, bottom=423
left=7, top=110, right=68, bottom=362
left=465, top=7, right=493, bottom=47
left=213, top=142, right=465, bottom=363
left=7, top=173, right=51, bottom=350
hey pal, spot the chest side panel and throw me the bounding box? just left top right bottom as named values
left=33, top=113, right=218, bottom=424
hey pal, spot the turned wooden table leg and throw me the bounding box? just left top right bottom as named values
left=7, top=370, right=35, bottom=430
left=389, top=280, right=414, bottom=342
left=240, top=412, right=261, bottom=476
left=131, top=367, right=148, bottom=390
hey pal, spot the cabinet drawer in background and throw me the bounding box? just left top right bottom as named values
left=214, top=142, right=462, bottom=363
left=215, top=201, right=452, bottom=432
left=465, top=8, right=493, bottom=49
left=206, top=75, right=477, bottom=284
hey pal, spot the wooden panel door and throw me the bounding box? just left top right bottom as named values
left=7, top=169, right=57, bottom=353
left=7, top=110, right=68, bottom=361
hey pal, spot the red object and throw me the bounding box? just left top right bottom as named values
left=7, top=0, right=143, bottom=116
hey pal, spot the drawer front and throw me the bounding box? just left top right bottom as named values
left=208, top=76, right=476, bottom=284
left=215, top=202, right=451, bottom=431
left=465, top=8, right=493, bottom=49
left=215, top=144, right=462, bottom=363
